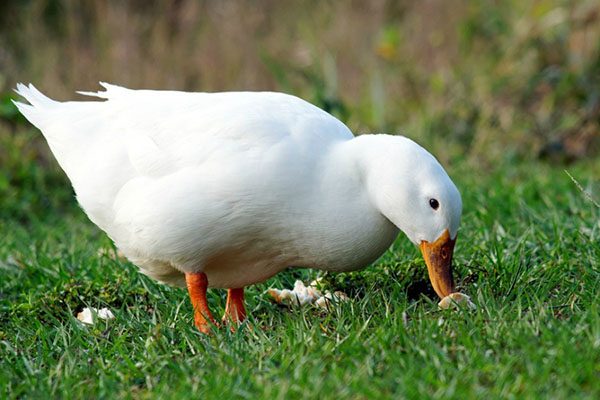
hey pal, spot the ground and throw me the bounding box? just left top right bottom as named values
left=1, top=145, right=599, bottom=398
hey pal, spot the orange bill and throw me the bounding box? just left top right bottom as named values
left=419, top=229, right=456, bottom=299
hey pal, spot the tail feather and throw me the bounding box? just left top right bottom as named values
left=13, top=83, right=105, bottom=192
left=14, top=83, right=59, bottom=108
left=76, top=82, right=129, bottom=99
left=13, top=83, right=60, bottom=129
left=14, top=82, right=119, bottom=131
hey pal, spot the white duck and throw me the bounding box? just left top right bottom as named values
left=14, top=83, right=462, bottom=333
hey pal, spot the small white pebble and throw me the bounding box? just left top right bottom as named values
left=438, top=293, right=476, bottom=310
left=76, top=307, right=115, bottom=325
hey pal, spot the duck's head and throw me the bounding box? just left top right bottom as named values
left=364, top=135, right=462, bottom=299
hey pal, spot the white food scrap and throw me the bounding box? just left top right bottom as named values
left=315, top=291, right=350, bottom=309
left=438, top=293, right=476, bottom=310
left=268, top=279, right=349, bottom=310
left=76, top=307, right=115, bottom=325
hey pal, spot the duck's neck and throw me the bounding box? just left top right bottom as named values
left=336, top=133, right=395, bottom=175
left=331, top=134, right=420, bottom=243
left=297, top=135, right=400, bottom=271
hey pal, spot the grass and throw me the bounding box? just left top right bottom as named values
left=1, top=131, right=599, bottom=398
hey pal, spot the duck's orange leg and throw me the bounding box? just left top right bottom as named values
left=223, top=287, right=246, bottom=329
left=185, top=272, right=217, bottom=334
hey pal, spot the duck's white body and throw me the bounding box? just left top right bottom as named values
left=15, top=83, right=460, bottom=291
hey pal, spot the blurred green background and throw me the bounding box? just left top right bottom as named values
left=2, top=0, right=599, bottom=160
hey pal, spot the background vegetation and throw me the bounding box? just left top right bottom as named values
left=1, top=0, right=599, bottom=398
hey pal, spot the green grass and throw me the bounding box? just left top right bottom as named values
left=1, top=132, right=599, bottom=398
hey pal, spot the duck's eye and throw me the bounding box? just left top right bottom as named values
left=429, top=198, right=439, bottom=210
